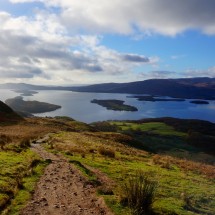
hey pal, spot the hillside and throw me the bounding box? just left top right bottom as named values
left=1, top=77, right=215, bottom=99
left=70, top=78, right=215, bottom=99
left=0, top=100, right=22, bottom=122
left=176, top=77, right=215, bottom=89
left=0, top=116, right=214, bottom=215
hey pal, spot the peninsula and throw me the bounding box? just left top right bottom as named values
left=5, top=96, right=61, bottom=114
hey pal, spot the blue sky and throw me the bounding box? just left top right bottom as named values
left=0, top=0, right=215, bottom=85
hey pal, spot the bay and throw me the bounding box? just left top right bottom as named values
left=0, top=89, right=214, bottom=123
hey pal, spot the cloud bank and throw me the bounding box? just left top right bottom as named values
left=9, top=0, right=215, bottom=36
left=0, top=0, right=214, bottom=84
left=0, top=10, right=156, bottom=84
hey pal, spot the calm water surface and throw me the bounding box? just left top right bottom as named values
left=0, top=89, right=214, bottom=123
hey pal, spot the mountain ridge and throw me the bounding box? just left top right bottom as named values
left=0, top=77, right=215, bottom=99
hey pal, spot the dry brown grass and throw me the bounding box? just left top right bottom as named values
left=0, top=117, right=79, bottom=149
left=98, top=146, right=115, bottom=158
left=152, top=154, right=215, bottom=178
left=47, top=131, right=148, bottom=161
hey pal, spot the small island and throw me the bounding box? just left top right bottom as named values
left=91, top=99, right=138, bottom=111
left=5, top=96, right=61, bottom=114
left=14, top=90, right=38, bottom=96
left=128, top=95, right=185, bottom=102
left=190, top=100, right=209, bottom=105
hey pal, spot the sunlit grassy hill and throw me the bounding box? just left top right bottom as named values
left=45, top=117, right=215, bottom=214
left=0, top=114, right=214, bottom=214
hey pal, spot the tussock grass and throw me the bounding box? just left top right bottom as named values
left=121, top=171, right=157, bottom=215
left=98, top=147, right=115, bottom=158
left=152, top=154, right=215, bottom=178
left=0, top=134, right=12, bottom=150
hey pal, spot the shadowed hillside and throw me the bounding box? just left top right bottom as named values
left=0, top=100, right=22, bottom=123
left=70, top=78, right=215, bottom=99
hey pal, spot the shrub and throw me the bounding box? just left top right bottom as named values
left=121, top=171, right=157, bottom=215
left=152, top=155, right=172, bottom=169
left=0, top=135, right=12, bottom=150
left=98, top=147, right=115, bottom=158
left=19, top=138, right=31, bottom=149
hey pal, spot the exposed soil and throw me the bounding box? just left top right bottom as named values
left=21, top=142, right=113, bottom=215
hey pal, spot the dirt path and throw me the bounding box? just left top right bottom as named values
left=21, top=143, right=113, bottom=215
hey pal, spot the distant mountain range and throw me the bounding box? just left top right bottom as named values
left=0, top=77, right=215, bottom=99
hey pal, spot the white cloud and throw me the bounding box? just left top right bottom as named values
left=0, top=11, right=156, bottom=84
left=4, top=0, right=215, bottom=84
left=184, top=68, right=215, bottom=78
left=9, top=0, right=215, bottom=36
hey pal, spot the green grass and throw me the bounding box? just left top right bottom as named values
left=0, top=149, right=47, bottom=214
left=1, top=117, right=212, bottom=215
left=47, top=131, right=215, bottom=215
left=111, top=122, right=186, bottom=138
left=109, top=121, right=215, bottom=164
left=6, top=161, right=48, bottom=215
left=69, top=154, right=215, bottom=215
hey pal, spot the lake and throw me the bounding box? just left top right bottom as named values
left=0, top=89, right=215, bottom=123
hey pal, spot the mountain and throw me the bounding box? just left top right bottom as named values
left=176, top=77, right=215, bottom=89
left=1, top=77, right=215, bottom=99
left=0, top=83, right=56, bottom=90
left=70, top=77, right=215, bottom=99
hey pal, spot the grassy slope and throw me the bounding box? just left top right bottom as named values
left=1, top=117, right=215, bottom=214
left=0, top=150, right=48, bottom=215
left=109, top=120, right=215, bottom=162
left=0, top=117, right=95, bottom=214
left=45, top=122, right=215, bottom=215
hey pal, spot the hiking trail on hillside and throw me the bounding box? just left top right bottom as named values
left=21, top=139, right=113, bottom=215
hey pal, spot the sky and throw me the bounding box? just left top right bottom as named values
left=0, top=0, right=215, bottom=85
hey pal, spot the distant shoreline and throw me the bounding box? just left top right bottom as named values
left=127, top=95, right=186, bottom=102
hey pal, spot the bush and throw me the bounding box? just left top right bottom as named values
left=121, top=171, right=157, bottom=215
left=0, top=135, right=11, bottom=150
left=152, top=155, right=172, bottom=169
left=19, top=138, right=31, bottom=149
left=98, top=147, right=115, bottom=158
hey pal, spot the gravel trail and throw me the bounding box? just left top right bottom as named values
left=21, top=143, right=113, bottom=215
